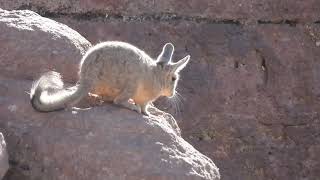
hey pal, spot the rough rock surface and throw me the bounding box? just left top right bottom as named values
left=2, top=2, right=320, bottom=179
left=0, top=9, right=220, bottom=180
left=0, top=9, right=91, bottom=82
left=1, top=0, right=320, bottom=22
left=0, top=133, right=9, bottom=179
left=0, top=77, right=220, bottom=180
left=54, top=13, right=320, bottom=180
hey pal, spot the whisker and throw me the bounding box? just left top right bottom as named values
left=173, top=95, right=178, bottom=115
left=169, top=90, right=184, bottom=117
left=175, top=91, right=185, bottom=102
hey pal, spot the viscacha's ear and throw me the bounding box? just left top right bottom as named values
left=157, top=43, right=174, bottom=65
left=171, top=55, right=190, bottom=73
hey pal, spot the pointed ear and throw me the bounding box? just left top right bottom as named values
left=172, top=55, right=190, bottom=72
left=157, top=43, right=174, bottom=65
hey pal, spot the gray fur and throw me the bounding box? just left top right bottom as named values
left=157, top=43, right=174, bottom=64
left=30, top=41, right=190, bottom=115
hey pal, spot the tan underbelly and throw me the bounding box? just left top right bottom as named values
left=91, top=82, right=120, bottom=100
left=91, top=82, right=158, bottom=105
left=132, top=85, right=156, bottom=105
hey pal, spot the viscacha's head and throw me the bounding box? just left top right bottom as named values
left=155, top=43, right=190, bottom=98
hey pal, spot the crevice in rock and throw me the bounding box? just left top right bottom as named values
left=67, top=12, right=242, bottom=25
left=257, top=19, right=298, bottom=27
left=281, top=122, right=308, bottom=127
left=16, top=5, right=240, bottom=24
left=255, top=49, right=269, bottom=85
left=258, top=121, right=273, bottom=126
left=234, top=61, right=239, bottom=69
left=8, top=159, right=18, bottom=166
left=259, top=121, right=309, bottom=127
left=15, top=4, right=320, bottom=25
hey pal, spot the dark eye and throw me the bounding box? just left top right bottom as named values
left=171, top=76, right=176, bottom=81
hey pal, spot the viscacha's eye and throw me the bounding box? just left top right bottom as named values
left=171, top=76, right=177, bottom=82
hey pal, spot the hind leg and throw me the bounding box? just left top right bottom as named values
left=113, top=88, right=141, bottom=113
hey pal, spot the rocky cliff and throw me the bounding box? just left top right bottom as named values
left=1, top=1, right=320, bottom=179
left=0, top=9, right=220, bottom=180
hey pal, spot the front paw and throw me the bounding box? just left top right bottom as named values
left=130, top=104, right=141, bottom=114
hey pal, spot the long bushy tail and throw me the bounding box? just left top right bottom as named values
left=30, top=71, right=89, bottom=112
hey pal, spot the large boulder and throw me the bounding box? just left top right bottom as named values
left=9, top=1, right=320, bottom=180
left=0, top=77, right=220, bottom=180
left=53, top=14, right=320, bottom=180
left=0, top=9, right=220, bottom=180
left=0, top=9, right=91, bottom=82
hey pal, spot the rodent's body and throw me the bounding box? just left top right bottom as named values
left=30, top=41, right=190, bottom=115
left=83, top=42, right=160, bottom=105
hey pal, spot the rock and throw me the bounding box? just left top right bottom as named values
left=0, top=9, right=220, bottom=180
left=53, top=17, right=320, bottom=180
left=0, top=9, right=91, bottom=83
left=0, top=77, right=220, bottom=180
left=2, top=5, right=320, bottom=180
left=1, top=0, right=320, bottom=22
left=0, top=133, right=9, bottom=179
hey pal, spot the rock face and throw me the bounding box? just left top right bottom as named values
left=0, top=9, right=220, bottom=180
left=0, top=133, right=9, bottom=179
left=0, top=9, right=91, bottom=82
left=2, top=1, right=320, bottom=179
left=53, top=18, right=320, bottom=180
left=0, top=78, right=220, bottom=180
left=1, top=0, right=320, bottom=22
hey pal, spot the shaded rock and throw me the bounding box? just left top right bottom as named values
left=1, top=0, right=320, bottom=22
left=0, top=133, right=9, bottom=179
left=0, top=77, right=220, bottom=180
left=54, top=17, right=320, bottom=180
left=0, top=9, right=91, bottom=82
